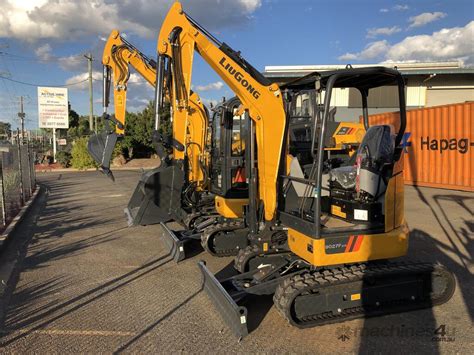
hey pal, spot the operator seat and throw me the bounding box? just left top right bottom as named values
left=329, top=125, right=395, bottom=199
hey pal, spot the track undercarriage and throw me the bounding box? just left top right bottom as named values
left=160, top=217, right=249, bottom=262
left=199, top=253, right=456, bottom=338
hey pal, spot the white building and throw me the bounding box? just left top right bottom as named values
left=264, top=61, right=474, bottom=121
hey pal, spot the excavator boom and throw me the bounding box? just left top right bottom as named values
left=88, top=29, right=209, bottom=187
left=157, top=2, right=286, bottom=221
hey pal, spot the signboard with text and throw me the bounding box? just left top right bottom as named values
left=38, top=87, right=69, bottom=129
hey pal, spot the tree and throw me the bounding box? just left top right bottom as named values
left=69, top=108, right=80, bottom=128
left=120, top=100, right=171, bottom=158
left=0, top=122, right=11, bottom=139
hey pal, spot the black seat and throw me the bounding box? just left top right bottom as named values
left=329, top=125, right=395, bottom=193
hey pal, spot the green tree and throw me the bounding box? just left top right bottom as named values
left=0, top=122, right=11, bottom=140
left=71, top=137, right=97, bottom=169
left=120, top=101, right=171, bottom=158
left=68, top=108, right=80, bottom=128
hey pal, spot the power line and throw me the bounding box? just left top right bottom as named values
left=0, top=51, right=85, bottom=63
left=0, top=75, right=98, bottom=87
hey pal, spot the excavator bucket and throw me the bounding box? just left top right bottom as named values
left=88, top=131, right=118, bottom=179
left=124, top=164, right=185, bottom=226
left=198, top=261, right=249, bottom=339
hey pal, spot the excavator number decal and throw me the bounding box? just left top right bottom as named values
left=219, top=57, right=261, bottom=99
left=325, top=235, right=364, bottom=254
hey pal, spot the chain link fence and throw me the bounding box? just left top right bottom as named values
left=0, top=141, right=36, bottom=228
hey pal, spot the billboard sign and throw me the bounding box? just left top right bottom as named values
left=38, top=87, right=69, bottom=129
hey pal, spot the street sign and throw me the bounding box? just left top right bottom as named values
left=58, top=138, right=67, bottom=146
left=38, top=87, right=69, bottom=129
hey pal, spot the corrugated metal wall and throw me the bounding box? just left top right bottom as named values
left=366, top=102, right=473, bottom=191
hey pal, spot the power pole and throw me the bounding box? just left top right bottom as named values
left=18, top=95, right=26, bottom=144
left=84, top=53, right=94, bottom=131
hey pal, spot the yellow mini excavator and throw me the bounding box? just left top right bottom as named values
left=89, top=9, right=365, bottom=264
left=149, top=1, right=455, bottom=339
left=153, top=2, right=366, bottom=262
left=200, top=67, right=456, bottom=338
left=87, top=30, right=216, bottom=231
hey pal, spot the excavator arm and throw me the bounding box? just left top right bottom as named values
left=102, top=30, right=157, bottom=135
left=156, top=2, right=286, bottom=221
left=88, top=29, right=209, bottom=186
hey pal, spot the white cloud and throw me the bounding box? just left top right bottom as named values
left=66, top=70, right=154, bottom=112
left=57, top=55, right=86, bottom=72
left=387, top=21, right=474, bottom=63
left=201, top=97, right=218, bottom=108
left=408, top=12, right=447, bottom=28
left=380, top=4, right=408, bottom=13
left=65, top=71, right=102, bottom=90
left=339, top=22, right=474, bottom=65
left=366, top=26, right=401, bottom=38
left=393, top=4, right=409, bottom=11
left=35, top=43, right=52, bottom=61
left=0, top=0, right=262, bottom=41
left=195, top=81, right=224, bottom=91
left=338, top=40, right=390, bottom=61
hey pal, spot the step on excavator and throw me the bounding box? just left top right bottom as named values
left=199, top=66, right=456, bottom=338
left=152, top=2, right=365, bottom=262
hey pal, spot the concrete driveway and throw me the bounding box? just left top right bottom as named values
left=0, top=171, right=471, bottom=353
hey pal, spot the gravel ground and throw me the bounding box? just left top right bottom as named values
left=0, top=170, right=471, bottom=353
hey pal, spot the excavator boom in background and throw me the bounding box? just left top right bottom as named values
left=87, top=30, right=213, bottom=226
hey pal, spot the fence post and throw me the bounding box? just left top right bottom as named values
left=16, top=129, right=25, bottom=206
left=31, top=148, right=36, bottom=189
left=26, top=141, right=33, bottom=195
left=0, top=154, right=6, bottom=227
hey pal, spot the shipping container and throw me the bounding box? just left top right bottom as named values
left=365, top=102, right=473, bottom=191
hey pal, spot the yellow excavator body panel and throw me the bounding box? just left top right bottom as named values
left=215, top=196, right=248, bottom=218
left=287, top=223, right=409, bottom=267
left=325, top=122, right=365, bottom=156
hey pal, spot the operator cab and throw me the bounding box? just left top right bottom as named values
left=278, top=67, right=406, bottom=238
left=210, top=97, right=248, bottom=199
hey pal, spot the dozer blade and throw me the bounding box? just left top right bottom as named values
left=125, top=165, right=184, bottom=226
left=88, top=131, right=118, bottom=179
left=160, top=222, right=186, bottom=262
left=198, top=261, right=249, bottom=339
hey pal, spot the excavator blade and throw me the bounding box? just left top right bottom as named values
left=87, top=131, right=118, bottom=179
left=124, top=165, right=184, bottom=226
left=160, top=222, right=186, bottom=262
left=198, top=261, right=249, bottom=339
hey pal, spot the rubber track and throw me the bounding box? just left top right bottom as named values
left=200, top=220, right=244, bottom=257
left=273, top=262, right=455, bottom=328
left=234, top=244, right=261, bottom=273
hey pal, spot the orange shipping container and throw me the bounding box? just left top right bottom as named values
left=364, top=102, right=473, bottom=191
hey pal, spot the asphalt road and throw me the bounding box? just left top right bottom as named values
left=0, top=170, right=472, bottom=353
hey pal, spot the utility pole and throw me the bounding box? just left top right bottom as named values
left=18, top=96, right=26, bottom=144
left=84, top=53, right=94, bottom=131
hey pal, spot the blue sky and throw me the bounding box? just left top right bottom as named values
left=0, top=0, right=472, bottom=130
